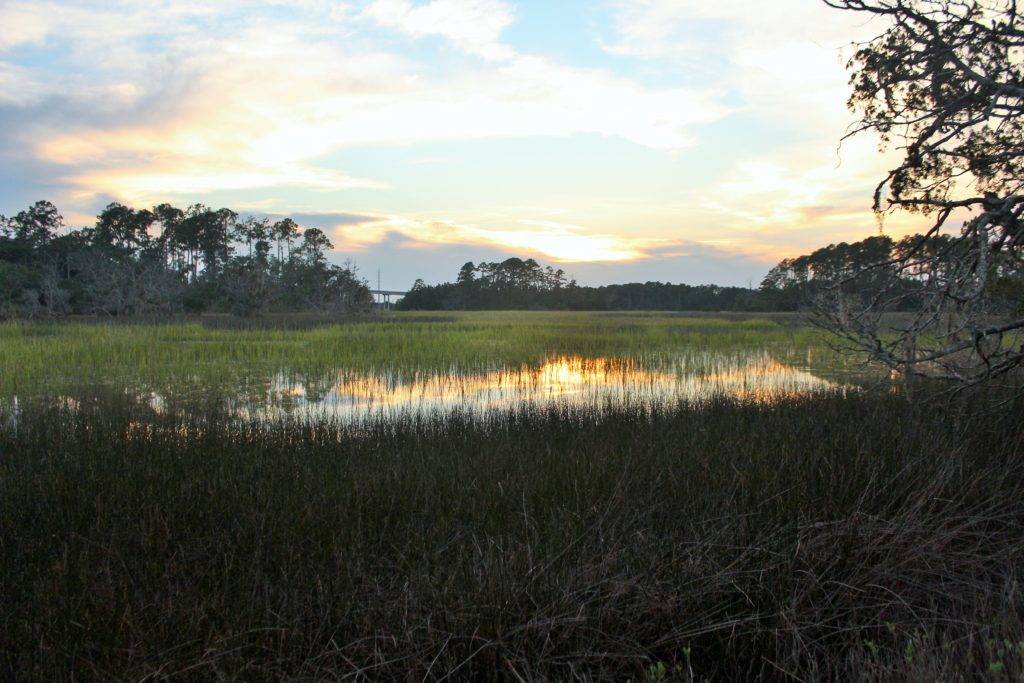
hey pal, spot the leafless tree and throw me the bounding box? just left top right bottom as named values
left=819, top=0, right=1024, bottom=387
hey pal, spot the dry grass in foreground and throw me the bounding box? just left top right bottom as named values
left=2, top=390, right=1023, bottom=680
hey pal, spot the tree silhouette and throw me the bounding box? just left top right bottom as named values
left=820, top=0, right=1024, bottom=386
left=0, top=201, right=372, bottom=319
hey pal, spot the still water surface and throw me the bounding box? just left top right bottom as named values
left=5, top=348, right=863, bottom=425
left=229, top=350, right=853, bottom=421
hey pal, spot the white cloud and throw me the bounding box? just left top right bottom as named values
left=689, top=135, right=930, bottom=255
left=7, top=3, right=727, bottom=206
left=602, top=0, right=937, bottom=253
left=607, top=0, right=873, bottom=57
left=327, top=213, right=662, bottom=263
left=608, top=0, right=878, bottom=125
left=0, top=3, right=51, bottom=51
left=0, top=0, right=927, bottom=269
left=361, top=0, right=515, bottom=60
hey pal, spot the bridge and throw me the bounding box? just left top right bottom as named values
left=369, top=289, right=408, bottom=309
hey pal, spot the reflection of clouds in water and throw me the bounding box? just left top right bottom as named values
left=253, top=353, right=846, bottom=422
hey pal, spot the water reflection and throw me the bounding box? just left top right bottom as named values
left=246, top=352, right=847, bottom=421
left=1, top=350, right=859, bottom=428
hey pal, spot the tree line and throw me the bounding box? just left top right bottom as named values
left=0, top=201, right=373, bottom=318
left=396, top=258, right=760, bottom=311
left=6, top=200, right=1020, bottom=319
left=765, top=232, right=1023, bottom=315
left=398, top=235, right=1024, bottom=313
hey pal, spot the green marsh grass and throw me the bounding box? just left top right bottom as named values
left=0, top=312, right=837, bottom=399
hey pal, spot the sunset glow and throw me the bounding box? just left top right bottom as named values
left=0, top=0, right=933, bottom=288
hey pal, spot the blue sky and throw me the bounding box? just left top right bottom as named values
left=0, top=0, right=927, bottom=289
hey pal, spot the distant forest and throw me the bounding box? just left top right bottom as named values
left=398, top=260, right=759, bottom=311
left=397, top=233, right=1024, bottom=312
left=0, top=201, right=373, bottom=318
left=5, top=200, right=1021, bottom=318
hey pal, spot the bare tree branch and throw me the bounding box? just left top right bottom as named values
left=818, top=0, right=1024, bottom=387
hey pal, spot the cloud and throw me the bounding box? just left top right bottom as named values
left=0, top=0, right=937, bottom=278
left=327, top=213, right=667, bottom=264
left=607, top=0, right=881, bottom=129
left=286, top=212, right=384, bottom=229
left=361, top=0, right=515, bottom=60
left=606, top=0, right=874, bottom=59
left=315, top=209, right=781, bottom=289
left=0, top=3, right=51, bottom=51
left=564, top=241, right=773, bottom=288
left=683, top=128, right=934, bottom=257
left=604, top=0, right=936, bottom=253
left=1, top=1, right=728, bottom=213
left=338, top=229, right=773, bottom=290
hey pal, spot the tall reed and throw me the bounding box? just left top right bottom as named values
left=2, top=390, right=1022, bottom=679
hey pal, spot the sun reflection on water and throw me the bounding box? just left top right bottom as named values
left=1, top=351, right=856, bottom=429
left=254, top=353, right=845, bottom=421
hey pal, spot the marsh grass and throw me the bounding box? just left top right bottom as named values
left=0, top=312, right=836, bottom=398
left=2, top=390, right=1023, bottom=679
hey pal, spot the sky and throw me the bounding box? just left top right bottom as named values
left=0, top=0, right=932, bottom=289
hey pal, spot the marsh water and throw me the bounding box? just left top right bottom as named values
left=43, top=346, right=863, bottom=426
left=235, top=352, right=845, bottom=420
left=3, top=350, right=862, bottom=425
left=0, top=317, right=875, bottom=425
